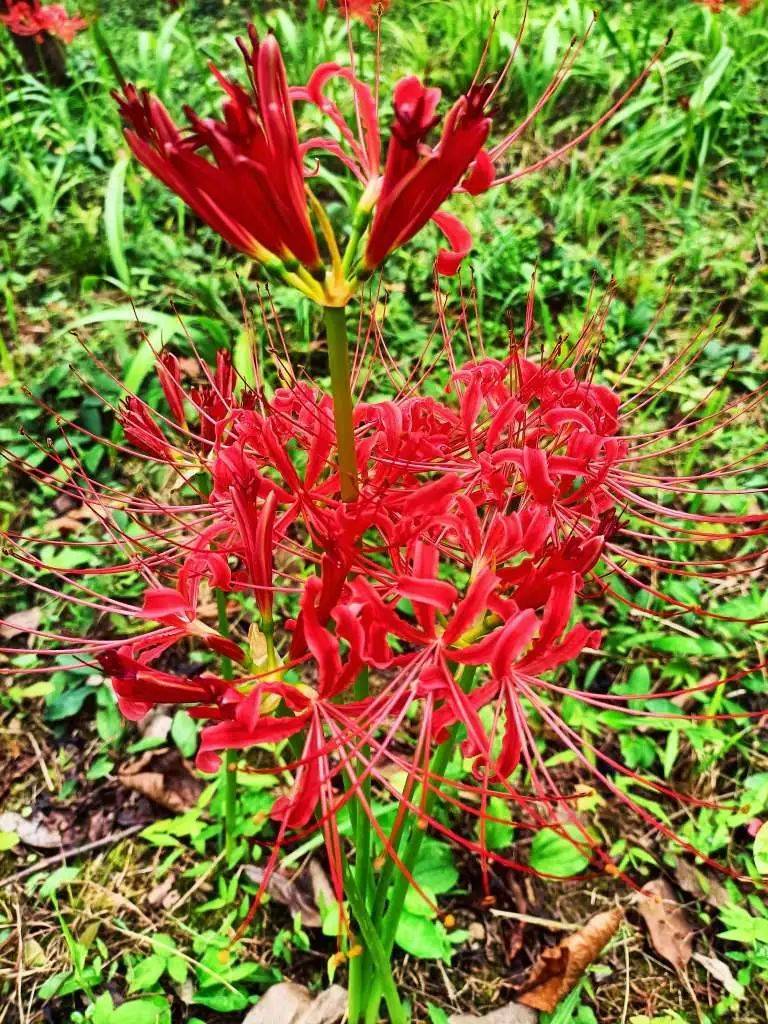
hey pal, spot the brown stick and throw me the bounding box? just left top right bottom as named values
left=0, top=824, right=144, bottom=888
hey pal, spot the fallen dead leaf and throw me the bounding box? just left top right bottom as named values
left=637, top=878, right=694, bottom=971
left=243, top=859, right=333, bottom=928
left=517, top=907, right=623, bottom=1013
left=45, top=504, right=96, bottom=535
left=118, top=749, right=202, bottom=813
left=692, top=952, right=744, bottom=997
left=449, top=1006, right=537, bottom=1024
left=139, top=711, right=173, bottom=741
left=0, top=811, right=62, bottom=850
left=0, top=608, right=41, bottom=640
left=242, top=982, right=347, bottom=1024
left=673, top=858, right=729, bottom=910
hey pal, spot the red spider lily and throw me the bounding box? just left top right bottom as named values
left=1, top=0, right=86, bottom=43
left=317, top=0, right=391, bottom=29
left=3, top=291, right=767, bottom=928
left=115, top=29, right=323, bottom=296
left=117, top=20, right=664, bottom=297
left=291, top=25, right=666, bottom=278
left=695, top=0, right=758, bottom=11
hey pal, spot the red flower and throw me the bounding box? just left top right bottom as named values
left=1, top=0, right=86, bottom=43
left=115, top=29, right=321, bottom=277
left=363, top=79, right=493, bottom=275
left=695, top=0, right=757, bottom=11
left=317, top=0, right=391, bottom=29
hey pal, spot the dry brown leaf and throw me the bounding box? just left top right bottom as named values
left=242, top=982, right=347, bottom=1024
left=637, top=878, right=694, bottom=971
left=45, top=504, right=96, bottom=535
left=450, top=1005, right=537, bottom=1024
left=517, top=908, right=623, bottom=1012
left=0, top=811, right=62, bottom=849
left=243, top=859, right=333, bottom=928
left=692, top=952, right=744, bottom=997
left=118, top=749, right=202, bottom=812
left=673, top=858, right=729, bottom=910
left=0, top=608, right=41, bottom=640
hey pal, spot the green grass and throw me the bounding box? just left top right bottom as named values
left=1, top=1, right=767, bottom=1021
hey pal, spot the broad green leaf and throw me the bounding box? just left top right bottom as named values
left=0, top=831, right=19, bottom=851
left=40, top=866, right=80, bottom=897
left=171, top=710, right=198, bottom=757
left=395, top=912, right=453, bottom=960
left=413, top=839, right=458, bottom=894
left=478, top=796, right=515, bottom=851
left=753, top=821, right=768, bottom=875
left=529, top=827, right=590, bottom=878
left=129, top=953, right=167, bottom=992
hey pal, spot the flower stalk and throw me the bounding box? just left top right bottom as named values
left=324, top=306, right=359, bottom=502
left=216, top=589, right=237, bottom=861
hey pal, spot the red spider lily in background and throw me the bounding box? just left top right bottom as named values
left=116, top=20, right=664, bottom=300
left=317, top=0, right=391, bottom=29
left=695, top=0, right=758, bottom=12
left=1, top=0, right=86, bottom=43
left=3, top=289, right=767, bottom=924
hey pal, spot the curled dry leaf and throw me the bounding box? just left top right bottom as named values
left=0, top=608, right=42, bottom=640
left=242, top=981, right=347, bottom=1024
left=517, top=907, right=623, bottom=1013
left=450, top=1004, right=537, bottom=1024
left=692, top=952, right=744, bottom=998
left=673, top=858, right=729, bottom=910
left=243, top=859, right=333, bottom=928
left=118, top=748, right=202, bottom=812
left=637, top=878, right=694, bottom=971
left=0, top=811, right=62, bottom=850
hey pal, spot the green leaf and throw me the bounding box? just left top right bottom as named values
left=0, top=831, right=19, bottom=851
left=427, top=1004, right=451, bottom=1024
left=37, top=971, right=72, bottom=999
left=40, top=866, right=80, bottom=897
left=413, top=839, right=458, bottom=894
left=404, top=883, right=437, bottom=919
left=394, top=911, right=453, bottom=960
left=478, top=796, right=515, bottom=851
left=86, top=756, right=114, bottom=781
left=754, top=821, right=768, bottom=874
left=171, top=710, right=198, bottom=757
left=529, top=827, right=590, bottom=878
left=111, top=999, right=171, bottom=1024
left=129, top=953, right=167, bottom=992
left=104, top=155, right=130, bottom=288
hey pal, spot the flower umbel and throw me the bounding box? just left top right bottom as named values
left=116, top=20, right=664, bottom=302
left=1, top=0, right=86, bottom=43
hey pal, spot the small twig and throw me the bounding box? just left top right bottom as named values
left=488, top=909, right=582, bottom=931
left=27, top=733, right=54, bottom=793
left=166, top=851, right=223, bottom=914
left=0, top=825, right=143, bottom=889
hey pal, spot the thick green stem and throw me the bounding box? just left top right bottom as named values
left=216, top=590, right=237, bottom=860
left=324, top=306, right=358, bottom=502
left=344, top=867, right=408, bottom=1024
left=347, top=669, right=372, bottom=1023
left=364, top=666, right=477, bottom=1024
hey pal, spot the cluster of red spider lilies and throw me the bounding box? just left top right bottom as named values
left=3, top=6, right=768, bottom=1023
left=0, top=0, right=85, bottom=43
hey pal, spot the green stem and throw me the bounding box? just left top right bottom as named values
left=344, top=867, right=408, bottom=1024
left=216, top=590, right=237, bottom=861
left=347, top=669, right=372, bottom=1023
left=364, top=665, right=477, bottom=1024
left=324, top=306, right=358, bottom=502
